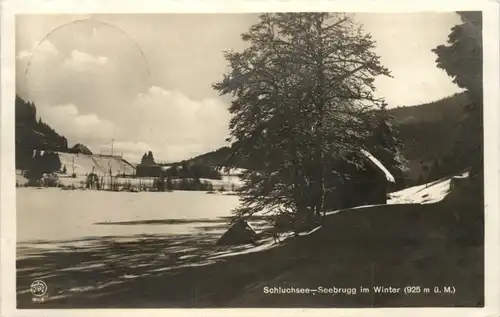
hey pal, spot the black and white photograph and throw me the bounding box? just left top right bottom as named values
left=1, top=1, right=499, bottom=313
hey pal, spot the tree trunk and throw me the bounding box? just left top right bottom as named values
left=314, top=17, right=327, bottom=220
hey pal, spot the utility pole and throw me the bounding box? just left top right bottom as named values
left=111, top=138, right=114, bottom=156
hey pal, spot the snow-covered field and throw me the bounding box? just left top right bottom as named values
left=17, top=189, right=240, bottom=243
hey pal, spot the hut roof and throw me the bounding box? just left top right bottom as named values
left=360, top=149, right=395, bottom=183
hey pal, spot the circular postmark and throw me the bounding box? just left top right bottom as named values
left=30, top=280, right=48, bottom=297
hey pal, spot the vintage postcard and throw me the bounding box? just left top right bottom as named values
left=1, top=0, right=499, bottom=316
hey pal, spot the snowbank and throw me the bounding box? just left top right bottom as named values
left=388, top=171, right=469, bottom=205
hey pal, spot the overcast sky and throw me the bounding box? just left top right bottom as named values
left=16, top=13, right=463, bottom=163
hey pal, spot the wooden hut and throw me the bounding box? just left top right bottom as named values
left=331, top=149, right=395, bottom=209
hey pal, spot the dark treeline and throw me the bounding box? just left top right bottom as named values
left=153, top=177, right=223, bottom=192
left=136, top=150, right=223, bottom=180
left=166, top=162, right=222, bottom=180
left=167, top=142, right=260, bottom=172
left=389, top=92, right=474, bottom=183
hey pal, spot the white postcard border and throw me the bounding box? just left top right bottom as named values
left=1, top=1, right=499, bottom=316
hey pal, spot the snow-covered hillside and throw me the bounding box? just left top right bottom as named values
left=56, top=152, right=135, bottom=176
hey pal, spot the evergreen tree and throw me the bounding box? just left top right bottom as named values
left=213, top=13, right=391, bottom=220
left=147, top=151, right=155, bottom=164
left=36, top=151, right=61, bottom=173
left=43, top=152, right=50, bottom=173
left=25, top=150, right=43, bottom=181
left=52, top=152, right=62, bottom=172
left=140, top=153, right=148, bottom=165
left=432, top=12, right=482, bottom=176
left=433, top=12, right=482, bottom=105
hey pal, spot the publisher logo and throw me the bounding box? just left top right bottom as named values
left=30, top=280, right=47, bottom=297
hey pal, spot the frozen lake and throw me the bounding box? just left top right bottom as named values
left=17, top=188, right=241, bottom=243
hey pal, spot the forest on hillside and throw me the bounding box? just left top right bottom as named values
left=15, top=96, right=68, bottom=170
left=176, top=91, right=474, bottom=186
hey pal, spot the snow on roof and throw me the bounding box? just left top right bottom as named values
left=360, top=149, right=395, bottom=183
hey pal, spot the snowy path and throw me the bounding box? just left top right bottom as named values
left=388, top=171, right=469, bottom=205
